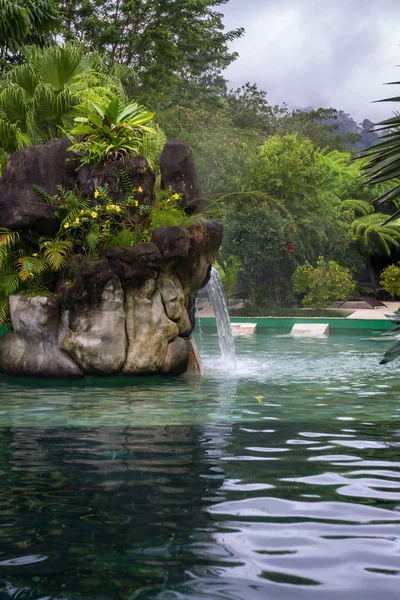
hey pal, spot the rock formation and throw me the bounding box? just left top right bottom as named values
left=0, top=137, right=221, bottom=378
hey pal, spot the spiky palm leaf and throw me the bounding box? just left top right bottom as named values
left=351, top=213, right=400, bottom=255
left=361, top=72, right=400, bottom=219
left=27, top=44, right=87, bottom=92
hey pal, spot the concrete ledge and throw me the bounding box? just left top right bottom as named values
left=291, top=323, right=330, bottom=336
left=231, top=322, right=257, bottom=335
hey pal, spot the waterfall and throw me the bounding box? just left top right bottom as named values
left=206, top=267, right=236, bottom=367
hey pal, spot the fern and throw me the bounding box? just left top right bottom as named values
left=0, top=299, right=10, bottom=328
left=85, top=230, right=101, bottom=254
left=108, top=228, right=134, bottom=248
left=342, top=199, right=375, bottom=216
left=119, top=169, right=134, bottom=196
left=33, top=184, right=55, bottom=204
left=352, top=213, right=400, bottom=256
left=0, top=272, right=21, bottom=296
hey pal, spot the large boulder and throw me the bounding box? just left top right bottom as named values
left=151, top=226, right=191, bottom=260
left=160, top=139, right=203, bottom=214
left=77, top=156, right=156, bottom=206
left=123, top=279, right=179, bottom=374
left=0, top=296, right=83, bottom=378
left=103, top=244, right=162, bottom=282
left=61, top=277, right=127, bottom=375
left=0, top=138, right=78, bottom=233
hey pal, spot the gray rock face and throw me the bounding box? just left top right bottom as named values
left=123, top=279, right=179, bottom=374
left=0, top=296, right=83, bottom=378
left=61, top=278, right=127, bottom=374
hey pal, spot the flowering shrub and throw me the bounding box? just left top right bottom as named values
left=380, top=263, right=400, bottom=297
left=292, top=256, right=356, bottom=308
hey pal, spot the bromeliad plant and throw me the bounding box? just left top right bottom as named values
left=68, top=96, right=158, bottom=166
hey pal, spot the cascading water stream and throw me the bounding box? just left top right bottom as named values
left=206, top=267, right=236, bottom=368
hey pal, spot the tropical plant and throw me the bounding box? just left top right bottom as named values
left=68, top=96, right=157, bottom=165
left=292, top=257, right=356, bottom=308
left=361, top=72, right=400, bottom=219
left=0, top=43, right=130, bottom=153
left=0, top=226, right=72, bottom=326
left=0, top=0, right=61, bottom=70
left=380, top=263, right=400, bottom=297
left=351, top=213, right=400, bottom=256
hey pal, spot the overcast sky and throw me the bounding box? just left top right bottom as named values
left=222, top=0, right=400, bottom=123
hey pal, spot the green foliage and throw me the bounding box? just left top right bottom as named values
left=68, top=96, right=156, bottom=165
left=380, top=264, right=400, bottom=297
left=0, top=44, right=129, bottom=153
left=149, top=191, right=188, bottom=230
left=0, top=0, right=61, bottom=70
left=351, top=213, right=400, bottom=256
left=361, top=73, right=400, bottom=218
left=292, top=257, right=356, bottom=309
left=215, top=256, right=243, bottom=297
left=221, top=204, right=294, bottom=305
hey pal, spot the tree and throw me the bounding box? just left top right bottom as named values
left=58, top=0, right=244, bottom=98
left=0, top=0, right=61, bottom=71
left=221, top=204, right=294, bottom=305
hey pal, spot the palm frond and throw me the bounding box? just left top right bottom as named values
left=0, top=228, right=20, bottom=249
left=39, top=237, right=72, bottom=270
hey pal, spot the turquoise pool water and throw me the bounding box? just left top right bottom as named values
left=0, top=328, right=399, bottom=599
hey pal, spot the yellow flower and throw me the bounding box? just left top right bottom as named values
left=137, top=186, right=143, bottom=193
left=91, top=211, right=98, bottom=218
left=106, top=205, right=112, bottom=211
left=75, top=217, right=80, bottom=224
left=94, top=190, right=100, bottom=198
left=115, top=206, right=121, bottom=213
left=64, top=223, right=70, bottom=229
left=172, top=193, right=180, bottom=200
left=80, top=209, right=85, bottom=215
left=134, top=200, right=139, bottom=207
left=32, top=253, right=38, bottom=257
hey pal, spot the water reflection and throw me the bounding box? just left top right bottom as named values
left=0, top=331, right=400, bottom=598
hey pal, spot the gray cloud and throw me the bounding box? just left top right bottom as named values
left=222, top=0, right=400, bottom=123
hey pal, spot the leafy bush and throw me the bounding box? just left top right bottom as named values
left=380, top=264, right=400, bottom=297
left=68, top=96, right=157, bottom=166
left=292, top=257, right=356, bottom=308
